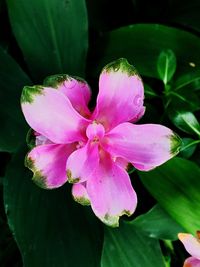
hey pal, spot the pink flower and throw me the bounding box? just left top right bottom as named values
left=21, top=58, right=181, bottom=227
left=178, top=232, right=200, bottom=267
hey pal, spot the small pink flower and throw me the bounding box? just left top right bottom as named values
left=178, top=232, right=200, bottom=267
left=21, top=58, right=181, bottom=227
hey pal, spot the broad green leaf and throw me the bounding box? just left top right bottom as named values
left=157, top=49, right=176, bottom=85
left=4, top=146, right=102, bottom=267
left=131, top=204, right=184, bottom=240
left=7, top=0, right=88, bottom=80
left=166, top=88, right=200, bottom=112
left=0, top=46, right=31, bottom=152
left=169, top=110, right=200, bottom=136
left=179, top=138, right=199, bottom=158
left=139, top=157, right=200, bottom=234
left=101, top=222, right=165, bottom=267
left=173, top=69, right=200, bottom=91
left=93, top=24, right=200, bottom=79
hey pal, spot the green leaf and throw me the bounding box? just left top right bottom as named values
left=0, top=47, right=31, bottom=152
left=169, top=110, right=200, bottom=136
left=144, top=83, right=158, bottom=99
left=93, top=24, right=200, bottom=79
left=101, top=222, right=165, bottom=267
left=173, top=69, right=200, bottom=91
left=7, top=0, right=88, bottom=80
left=4, top=146, right=102, bottom=267
left=157, top=49, right=176, bottom=85
left=139, top=157, right=200, bottom=234
left=179, top=138, right=199, bottom=159
left=166, top=88, right=200, bottom=112
left=131, top=204, right=184, bottom=240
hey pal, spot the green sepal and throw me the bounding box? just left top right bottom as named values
left=103, top=58, right=139, bottom=77
left=170, top=133, right=182, bottom=155
left=43, top=74, right=71, bottom=88
left=26, top=128, right=36, bottom=150
left=21, top=85, right=44, bottom=104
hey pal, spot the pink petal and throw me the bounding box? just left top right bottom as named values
left=44, top=75, right=91, bottom=117
left=178, top=233, right=200, bottom=260
left=66, top=142, right=99, bottom=184
left=184, top=257, right=200, bottom=267
left=92, top=58, right=145, bottom=131
left=21, top=86, right=90, bottom=144
left=35, top=133, right=52, bottom=146
left=104, top=122, right=181, bottom=171
left=87, top=155, right=137, bottom=227
left=26, top=143, right=75, bottom=189
left=114, top=157, right=129, bottom=170
left=86, top=122, right=105, bottom=140
left=72, top=183, right=90, bottom=206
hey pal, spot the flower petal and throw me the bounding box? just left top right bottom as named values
left=87, top=156, right=137, bottom=227
left=114, top=157, right=129, bottom=170
left=66, top=142, right=99, bottom=184
left=184, top=257, right=200, bottom=267
left=26, top=143, right=75, bottom=189
left=21, top=86, right=90, bottom=144
left=178, top=233, right=200, bottom=260
left=105, top=122, right=181, bottom=171
left=93, top=58, right=144, bottom=131
left=44, top=74, right=91, bottom=117
left=72, top=183, right=90, bottom=206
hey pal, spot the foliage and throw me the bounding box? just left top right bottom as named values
left=1, top=0, right=200, bottom=266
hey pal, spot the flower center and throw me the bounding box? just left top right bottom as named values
left=86, top=122, right=105, bottom=142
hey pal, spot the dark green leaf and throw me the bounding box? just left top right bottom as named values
left=144, top=83, right=158, bottom=99
left=7, top=0, right=88, bottom=80
left=173, top=69, right=200, bottom=91
left=101, top=222, right=165, bottom=267
left=139, top=157, right=200, bottom=233
left=131, top=204, right=184, bottom=240
left=93, top=24, right=200, bottom=79
left=167, top=88, right=200, bottom=112
left=4, top=146, right=102, bottom=267
left=0, top=47, right=31, bottom=152
left=157, top=49, right=176, bottom=85
left=169, top=110, right=200, bottom=136
left=179, top=138, right=199, bottom=158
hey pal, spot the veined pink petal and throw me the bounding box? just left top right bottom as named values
left=104, top=122, right=181, bottom=171
left=178, top=233, right=200, bottom=260
left=184, top=257, right=200, bottom=267
left=66, top=142, right=99, bottom=184
left=92, top=58, right=145, bottom=131
left=21, top=86, right=90, bottom=144
left=87, top=156, right=137, bottom=227
left=26, top=143, right=75, bottom=189
left=72, top=183, right=90, bottom=206
left=44, top=74, right=91, bottom=117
